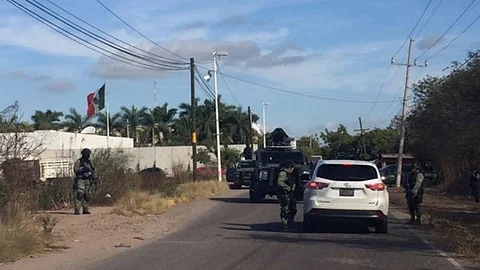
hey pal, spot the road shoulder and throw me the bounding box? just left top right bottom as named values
left=0, top=189, right=240, bottom=270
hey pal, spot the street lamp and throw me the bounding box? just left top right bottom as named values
left=205, top=51, right=228, bottom=182
left=262, top=102, right=270, bottom=148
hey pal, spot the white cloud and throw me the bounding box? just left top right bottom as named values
left=39, top=80, right=76, bottom=92
left=0, top=16, right=97, bottom=58
left=225, top=28, right=290, bottom=45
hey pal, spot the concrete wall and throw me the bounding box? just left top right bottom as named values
left=38, top=144, right=258, bottom=178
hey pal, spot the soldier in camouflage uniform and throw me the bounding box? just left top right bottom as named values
left=404, top=164, right=424, bottom=225
left=277, top=161, right=297, bottom=230
left=73, top=148, right=96, bottom=215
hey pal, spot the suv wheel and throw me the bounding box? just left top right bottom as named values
left=230, top=184, right=241, bottom=189
left=375, top=216, right=388, bottom=234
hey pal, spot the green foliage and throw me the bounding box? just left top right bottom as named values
left=31, top=109, right=63, bottom=130
left=316, top=124, right=397, bottom=160
left=405, top=51, right=480, bottom=192
left=221, top=146, right=241, bottom=168
left=297, top=135, right=322, bottom=158
left=197, top=148, right=212, bottom=165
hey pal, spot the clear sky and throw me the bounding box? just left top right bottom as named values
left=1, top=0, right=479, bottom=138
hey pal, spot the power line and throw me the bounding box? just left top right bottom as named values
left=44, top=0, right=186, bottom=65
left=365, top=65, right=392, bottom=118
left=215, top=71, right=400, bottom=104
left=193, top=67, right=215, bottom=99
left=392, top=0, right=433, bottom=58
left=94, top=0, right=189, bottom=62
left=24, top=0, right=187, bottom=69
left=415, top=0, right=443, bottom=39
left=426, top=13, right=480, bottom=60
left=417, top=0, right=477, bottom=59
left=216, top=64, right=241, bottom=106
left=7, top=0, right=179, bottom=71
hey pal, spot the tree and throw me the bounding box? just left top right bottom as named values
left=141, top=103, right=177, bottom=145
left=297, top=135, right=322, bottom=158
left=319, top=124, right=354, bottom=159
left=31, top=110, right=64, bottom=130
left=120, top=105, right=148, bottom=146
left=95, top=112, right=123, bottom=136
left=404, top=51, right=480, bottom=192
left=63, top=108, right=92, bottom=133
left=221, top=146, right=241, bottom=168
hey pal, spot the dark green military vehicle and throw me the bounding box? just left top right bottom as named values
left=229, top=160, right=256, bottom=189
left=249, top=128, right=311, bottom=202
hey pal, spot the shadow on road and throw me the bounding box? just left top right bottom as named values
left=33, top=210, right=75, bottom=215
left=220, top=221, right=372, bottom=234
left=210, top=197, right=279, bottom=204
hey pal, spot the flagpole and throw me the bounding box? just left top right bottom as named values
left=105, top=80, right=110, bottom=148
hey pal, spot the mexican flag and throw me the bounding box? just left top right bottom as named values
left=87, top=84, right=105, bottom=117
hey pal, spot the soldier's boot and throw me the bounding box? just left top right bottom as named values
left=405, top=213, right=415, bottom=225
left=83, top=208, right=91, bottom=215
left=74, top=209, right=80, bottom=215
left=414, top=212, right=422, bottom=225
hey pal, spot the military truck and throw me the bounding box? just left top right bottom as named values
left=249, top=128, right=311, bottom=202
left=229, top=160, right=256, bottom=189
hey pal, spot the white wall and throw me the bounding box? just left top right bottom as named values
left=37, top=144, right=257, bottom=178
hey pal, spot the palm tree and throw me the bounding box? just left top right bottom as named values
left=63, top=108, right=92, bottom=133
left=223, top=107, right=251, bottom=144
left=96, top=112, right=123, bottom=136
left=31, top=110, right=64, bottom=130
left=196, top=99, right=216, bottom=146
left=120, top=105, right=148, bottom=146
left=141, top=103, right=177, bottom=145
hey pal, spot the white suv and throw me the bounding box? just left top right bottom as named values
left=303, top=160, right=389, bottom=233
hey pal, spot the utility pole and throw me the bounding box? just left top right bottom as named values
left=190, top=58, right=197, bottom=182
left=354, top=117, right=369, bottom=160
left=213, top=52, right=228, bottom=182
left=391, top=38, right=427, bottom=187
left=248, top=106, right=253, bottom=147
left=262, top=102, right=270, bottom=148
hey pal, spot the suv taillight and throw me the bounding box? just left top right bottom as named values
left=365, top=183, right=386, bottom=191
left=307, top=181, right=329, bottom=190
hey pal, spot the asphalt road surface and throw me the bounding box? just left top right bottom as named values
left=88, top=190, right=467, bottom=270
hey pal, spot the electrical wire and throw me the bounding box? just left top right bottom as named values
left=414, top=0, right=443, bottom=39
left=416, top=0, right=477, bottom=59
left=94, top=0, right=189, bottom=62
left=24, top=0, right=187, bottom=70
left=7, top=0, right=179, bottom=71
left=392, top=0, right=433, bottom=59
left=426, top=13, right=480, bottom=60
left=215, top=71, right=400, bottom=104
left=365, top=64, right=392, bottom=118
left=216, top=63, right=241, bottom=106
left=193, top=67, right=216, bottom=99
left=45, top=0, right=187, bottom=65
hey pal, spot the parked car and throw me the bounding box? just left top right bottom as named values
left=303, top=160, right=389, bottom=233
left=378, top=164, right=410, bottom=187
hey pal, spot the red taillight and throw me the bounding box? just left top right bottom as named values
left=365, top=183, right=386, bottom=191
left=342, top=163, right=352, bottom=167
left=307, top=181, right=329, bottom=190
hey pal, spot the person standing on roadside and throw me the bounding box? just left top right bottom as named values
left=404, top=164, right=424, bottom=225
left=73, top=148, right=96, bottom=215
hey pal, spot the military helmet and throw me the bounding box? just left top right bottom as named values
left=281, top=160, right=295, bottom=169
left=81, top=148, right=92, bottom=156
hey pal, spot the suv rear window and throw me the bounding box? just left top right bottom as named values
left=317, top=164, right=378, bottom=181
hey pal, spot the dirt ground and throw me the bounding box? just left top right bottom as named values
left=389, top=185, right=480, bottom=261
left=0, top=190, right=234, bottom=270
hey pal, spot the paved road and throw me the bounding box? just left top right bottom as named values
left=89, top=190, right=466, bottom=270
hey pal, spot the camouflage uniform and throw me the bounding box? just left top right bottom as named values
left=73, top=149, right=96, bottom=215
left=404, top=165, right=424, bottom=225
left=277, top=166, right=297, bottom=229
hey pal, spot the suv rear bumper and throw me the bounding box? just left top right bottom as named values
left=305, top=209, right=387, bottom=220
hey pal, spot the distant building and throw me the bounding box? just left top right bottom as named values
left=0, top=130, right=133, bottom=180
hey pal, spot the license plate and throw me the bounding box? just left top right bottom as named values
left=339, top=188, right=354, bottom=196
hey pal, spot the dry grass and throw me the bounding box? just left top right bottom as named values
left=0, top=222, right=44, bottom=263
left=389, top=187, right=480, bottom=260
left=113, top=180, right=229, bottom=216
